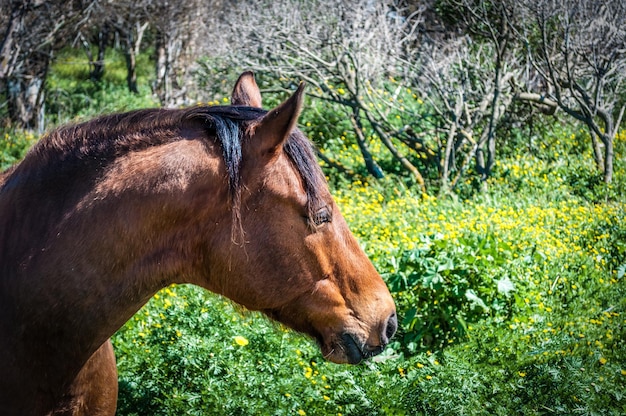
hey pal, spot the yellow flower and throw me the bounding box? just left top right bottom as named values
left=234, top=336, right=249, bottom=346
left=298, top=410, right=306, bottom=416
left=599, top=357, right=607, bottom=365
left=518, top=372, right=526, bottom=377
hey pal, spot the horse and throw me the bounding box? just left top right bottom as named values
left=0, top=72, right=397, bottom=415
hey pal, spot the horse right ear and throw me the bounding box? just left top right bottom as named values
left=250, top=82, right=305, bottom=161
left=232, top=71, right=263, bottom=108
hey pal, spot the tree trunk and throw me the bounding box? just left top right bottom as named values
left=350, top=108, right=384, bottom=179
left=440, top=121, right=457, bottom=193
left=153, top=31, right=170, bottom=105
left=589, top=130, right=604, bottom=173
left=124, top=41, right=138, bottom=94
left=122, top=22, right=148, bottom=95
left=603, top=134, right=613, bottom=183
left=6, top=69, right=47, bottom=132
left=483, top=46, right=504, bottom=182
left=368, top=117, right=426, bottom=193
left=0, top=1, right=26, bottom=80
left=91, top=26, right=108, bottom=82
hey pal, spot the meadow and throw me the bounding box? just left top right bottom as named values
left=1, top=50, right=625, bottom=415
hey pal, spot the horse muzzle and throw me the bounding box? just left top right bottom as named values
left=326, top=312, right=398, bottom=364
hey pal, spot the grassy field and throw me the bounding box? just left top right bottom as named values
left=1, top=50, right=625, bottom=415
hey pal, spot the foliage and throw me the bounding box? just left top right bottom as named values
left=114, top=286, right=407, bottom=416
left=0, top=129, right=37, bottom=170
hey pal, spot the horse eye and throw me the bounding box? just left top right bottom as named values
left=310, top=207, right=332, bottom=226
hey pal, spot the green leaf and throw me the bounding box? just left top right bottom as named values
left=496, top=277, right=516, bottom=297
left=465, top=289, right=489, bottom=312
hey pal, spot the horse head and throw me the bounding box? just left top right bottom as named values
left=203, top=72, right=397, bottom=364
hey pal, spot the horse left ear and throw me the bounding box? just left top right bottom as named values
left=251, top=82, right=305, bottom=159
left=232, top=71, right=263, bottom=108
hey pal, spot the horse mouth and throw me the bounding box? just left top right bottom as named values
left=318, top=332, right=385, bottom=364
left=264, top=308, right=389, bottom=364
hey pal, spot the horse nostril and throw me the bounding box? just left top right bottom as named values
left=382, top=312, right=398, bottom=345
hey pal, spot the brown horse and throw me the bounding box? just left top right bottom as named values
left=0, top=72, right=397, bottom=415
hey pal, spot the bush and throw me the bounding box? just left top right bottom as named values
left=0, top=129, right=37, bottom=170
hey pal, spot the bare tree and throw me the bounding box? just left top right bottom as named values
left=435, top=0, right=526, bottom=190
left=418, top=36, right=518, bottom=193
left=150, top=0, right=216, bottom=107
left=104, top=1, right=150, bottom=94
left=76, top=23, right=110, bottom=82
left=211, top=0, right=428, bottom=190
left=0, top=0, right=95, bottom=131
left=523, top=0, right=626, bottom=183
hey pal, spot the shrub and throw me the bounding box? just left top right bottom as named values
left=0, top=130, right=37, bottom=170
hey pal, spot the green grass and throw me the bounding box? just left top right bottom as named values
left=45, top=47, right=158, bottom=125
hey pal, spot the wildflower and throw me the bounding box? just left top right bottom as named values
left=234, top=336, right=249, bottom=346
left=298, top=410, right=306, bottom=416
left=599, top=357, right=607, bottom=365
left=518, top=372, right=526, bottom=377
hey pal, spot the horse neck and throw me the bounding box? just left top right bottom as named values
left=0, top=136, right=228, bottom=371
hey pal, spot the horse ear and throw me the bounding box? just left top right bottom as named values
left=232, top=71, right=263, bottom=108
left=252, top=82, right=305, bottom=159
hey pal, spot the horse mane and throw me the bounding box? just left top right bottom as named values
left=1, top=105, right=326, bottom=238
